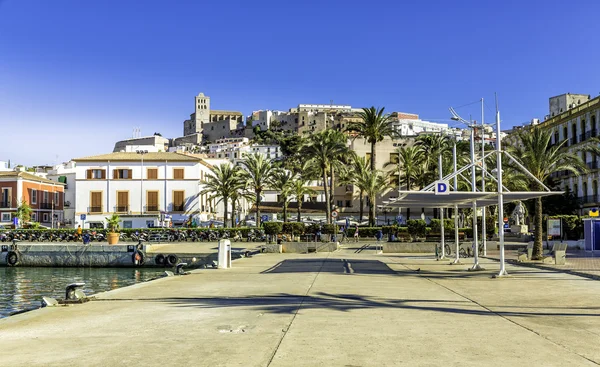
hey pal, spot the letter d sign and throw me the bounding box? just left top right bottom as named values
left=435, top=180, right=449, bottom=195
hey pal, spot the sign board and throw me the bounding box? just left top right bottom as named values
left=590, top=208, right=599, bottom=217
left=261, top=215, right=269, bottom=222
left=80, top=214, right=87, bottom=221
left=547, top=219, right=562, bottom=237
left=13, top=217, right=18, bottom=227
left=331, top=211, right=338, bottom=218
left=504, top=223, right=509, bottom=229
left=434, top=180, right=449, bottom=195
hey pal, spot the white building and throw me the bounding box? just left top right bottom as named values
left=71, top=152, right=219, bottom=229
left=390, top=112, right=450, bottom=136
left=47, top=161, right=77, bottom=227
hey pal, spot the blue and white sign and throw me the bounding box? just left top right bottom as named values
left=80, top=214, right=87, bottom=221
left=396, top=215, right=404, bottom=224
left=434, top=180, right=449, bottom=195
left=13, top=217, right=18, bottom=226
left=261, top=215, right=269, bottom=222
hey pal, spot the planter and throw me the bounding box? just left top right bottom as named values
left=107, top=232, right=119, bottom=245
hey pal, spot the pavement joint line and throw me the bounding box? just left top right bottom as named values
left=265, top=252, right=331, bottom=367
left=386, top=255, right=600, bottom=366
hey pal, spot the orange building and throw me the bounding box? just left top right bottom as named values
left=0, top=171, right=65, bottom=227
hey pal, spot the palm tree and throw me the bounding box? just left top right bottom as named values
left=354, top=169, right=390, bottom=226
left=346, top=107, right=397, bottom=171
left=200, top=163, right=242, bottom=227
left=239, top=153, right=276, bottom=227
left=508, top=128, right=592, bottom=259
left=302, top=130, right=348, bottom=223
left=339, top=155, right=370, bottom=222
left=271, top=169, right=294, bottom=222
left=384, top=145, right=425, bottom=191
left=416, top=134, right=451, bottom=181
left=290, top=175, right=317, bottom=222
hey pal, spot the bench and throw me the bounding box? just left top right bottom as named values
left=517, top=243, right=534, bottom=261
left=548, top=243, right=568, bottom=265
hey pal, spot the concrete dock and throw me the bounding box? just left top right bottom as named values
left=2, top=244, right=600, bottom=366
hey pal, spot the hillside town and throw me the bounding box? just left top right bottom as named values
left=1, top=91, right=594, bottom=231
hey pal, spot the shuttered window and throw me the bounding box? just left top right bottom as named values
left=113, top=169, right=132, bottom=179
left=147, top=168, right=158, bottom=179
left=147, top=191, right=159, bottom=212
left=173, top=191, right=184, bottom=211
left=116, top=192, right=129, bottom=212
left=90, top=192, right=102, bottom=213
left=87, top=169, right=106, bottom=179
left=173, top=168, right=184, bottom=180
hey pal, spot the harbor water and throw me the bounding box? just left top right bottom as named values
left=0, top=267, right=164, bottom=318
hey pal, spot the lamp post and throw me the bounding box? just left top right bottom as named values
left=136, top=150, right=148, bottom=216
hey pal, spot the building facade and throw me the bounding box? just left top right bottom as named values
left=0, top=170, right=65, bottom=227
left=72, top=152, right=219, bottom=229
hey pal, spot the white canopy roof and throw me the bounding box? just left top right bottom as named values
left=383, top=191, right=563, bottom=209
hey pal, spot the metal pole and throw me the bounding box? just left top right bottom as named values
left=438, top=153, right=445, bottom=260
left=141, top=154, right=144, bottom=215
left=496, top=94, right=507, bottom=277
left=452, top=139, right=461, bottom=264
left=470, top=125, right=483, bottom=271
left=481, top=98, right=487, bottom=257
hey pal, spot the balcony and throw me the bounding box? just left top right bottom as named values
left=88, top=206, right=103, bottom=213
left=0, top=201, right=11, bottom=208
left=587, top=161, right=600, bottom=170
left=145, top=205, right=160, bottom=212
left=172, top=204, right=185, bottom=212
left=64, top=201, right=71, bottom=208
left=114, top=205, right=129, bottom=213
left=40, top=203, right=53, bottom=209
left=580, top=195, right=599, bottom=205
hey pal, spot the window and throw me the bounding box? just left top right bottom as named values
left=1, top=213, right=11, bottom=222
left=113, top=169, right=132, bottom=179
left=1, top=188, right=12, bottom=208
left=173, top=169, right=184, bottom=180
left=116, top=191, right=129, bottom=212
left=345, top=200, right=352, bottom=208
left=31, top=189, right=37, bottom=204
left=173, top=190, right=185, bottom=211
left=337, top=200, right=343, bottom=207
left=43, top=213, right=49, bottom=222
left=90, top=192, right=103, bottom=213
left=54, top=192, right=59, bottom=205
left=146, top=191, right=159, bottom=212
left=31, top=212, right=37, bottom=221
left=86, top=169, right=106, bottom=179
left=123, top=221, right=133, bottom=229
left=43, top=191, right=49, bottom=204
left=147, top=168, right=158, bottom=179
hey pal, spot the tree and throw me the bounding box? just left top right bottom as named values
left=200, top=163, right=243, bottom=228
left=290, top=176, right=317, bottom=222
left=384, top=145, right=425, bottom=191
left=302, top=130, right=348, bottom=223
left=355, top=169, right=390, bottom=226
left=416, top=134, right=451, bottom=182
left=346, top=107, right=397, bottom=171
left=15, top=201, right=32, bottom=224
left=271, top=169, right=294, bottom=222
left=508, top=128, right=594, bottom=259
left=339, top=155, right=370, bottom=222
left=239, top=153, right=276, bottom=227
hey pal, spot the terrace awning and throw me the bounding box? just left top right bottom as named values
left=383, top=191, right=563, bottom=209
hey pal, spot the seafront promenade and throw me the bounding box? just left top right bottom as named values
left=2, top=244, right=600, bottom=366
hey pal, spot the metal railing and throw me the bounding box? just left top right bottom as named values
left=40, top=203, right=53, bottom=209
left=64, top=201, right=71, bottom=207
left=172, top=204, right=185, bottom=212
left=145, top=205, right=159, bottom=212
left=114, top=205, right=129, bottom=213
left=587, top=161, right=600, bottom=170
left=0, top=201, right=10, bottom=208
left=88, top=206, right=103, bottom=213
left=580, top=195, right=599, bottom=204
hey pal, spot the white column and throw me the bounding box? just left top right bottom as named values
left=470, top=128, right=483, bottom=271
left=481, top=98, right=487, bottom=257
left=438, top=153, right=445, bottom=260
left=452, top=141, right=461, bottom=264
left=496, top=100, right=507, bottom=277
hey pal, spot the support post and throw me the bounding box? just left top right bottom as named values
left=470, top=125, right=483, bottom=271
left=496, top=96, right=507, bottom=277
left=438, top=153, right=445, bottom=260
left=451, top=140, right=461, bottom=264
left=481, top=98, right=487, bottom=257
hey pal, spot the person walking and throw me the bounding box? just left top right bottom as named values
left=353, top=224, right=359, bottom=242
left=76, top=225, right=82, bottom=241
left=375, top=229, right=384, bottom=253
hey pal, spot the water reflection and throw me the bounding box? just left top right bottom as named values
left=0, top=267, right=163, bottom=318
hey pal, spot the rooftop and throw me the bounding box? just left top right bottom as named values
left=73, top=152, right=202, bottom=162
left=0, top=171, right=65, bottom=185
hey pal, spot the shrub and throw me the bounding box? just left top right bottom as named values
left=262, top=222, right=283, bottom=236
left=429, top=219, right=453, bottom=233
left=282, top=222, right=305, bottom=235
left=407, top=219, right=426, bottom=238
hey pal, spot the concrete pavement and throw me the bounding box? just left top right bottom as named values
left=2, top=243, right=600, bottom=366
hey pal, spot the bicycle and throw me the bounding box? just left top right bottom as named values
left=444, top=243, right=469, bottom=258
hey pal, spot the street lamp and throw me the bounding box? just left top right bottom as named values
left=136, top=150, right=148, bottom=216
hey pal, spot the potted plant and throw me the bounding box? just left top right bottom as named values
left=106, top=213, right=121, bottom=245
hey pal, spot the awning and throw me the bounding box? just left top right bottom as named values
left=383, top=191, right=563, bottom=209
left=58, top=176, right=67, bottom=184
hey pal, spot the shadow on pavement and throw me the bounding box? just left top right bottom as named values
left=261, top=259, right=395, bottom=275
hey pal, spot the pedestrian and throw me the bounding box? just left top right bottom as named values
left=353, top=224, right=359, bottom=242
left=76, top=225, right=82, bottom=241
left=340, top=225, right=346, bottom=242
left=375, top=229, right=383, bottom=253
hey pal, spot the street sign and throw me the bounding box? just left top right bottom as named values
left=331, top=211, right=338, bottom=218
left=261, top=215, right=269, bottom=222
left=590, top=208, right=599, bottom=217
left=13, top=217, right=18, bottom=227
left=434, top=180, right=449, bottom=195
left=80, top=214, right=87, bottom=221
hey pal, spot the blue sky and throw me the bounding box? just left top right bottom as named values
left=1, top=0, right=600, bottom=165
